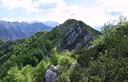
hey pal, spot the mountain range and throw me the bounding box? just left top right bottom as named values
left=0, top=21, right=59, bottom=40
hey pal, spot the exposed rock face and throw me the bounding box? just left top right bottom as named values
left=45, top=65, right=59, bottom=82
left=57, top=19, right=101, bottom=51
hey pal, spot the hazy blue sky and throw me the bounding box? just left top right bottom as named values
left=0, top=0, right=127, bottom=26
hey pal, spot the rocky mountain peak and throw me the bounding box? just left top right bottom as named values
left=57, top=19, right=101, bottom=51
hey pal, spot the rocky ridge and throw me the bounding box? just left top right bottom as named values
left=57, top=19, right=101, bottom=51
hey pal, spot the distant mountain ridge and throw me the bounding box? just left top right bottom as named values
left=0, top=21, right=53, bottom=40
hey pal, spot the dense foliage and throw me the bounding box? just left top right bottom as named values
left=74, top=19, right=128, bottom=82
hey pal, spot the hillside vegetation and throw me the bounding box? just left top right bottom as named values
left=0, top=19, right=127, bottom=82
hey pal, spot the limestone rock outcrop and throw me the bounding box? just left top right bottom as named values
left=57, top=19, right=101, bottom=51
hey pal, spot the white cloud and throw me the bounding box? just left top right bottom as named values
left=0, top=0, right=112, bottom=26
left=0, top=0, right=67, bottom=12
left=34, top=3, right=113, bottom=26
left=98, top=0, right=128, bottom=16
left=36, top=0, right=62, bottom=4
left=1, top=0, right=128, bottom=27
left=98, top=0, right=128, bottom=10
left=0, top=0, right=39, bottom=12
